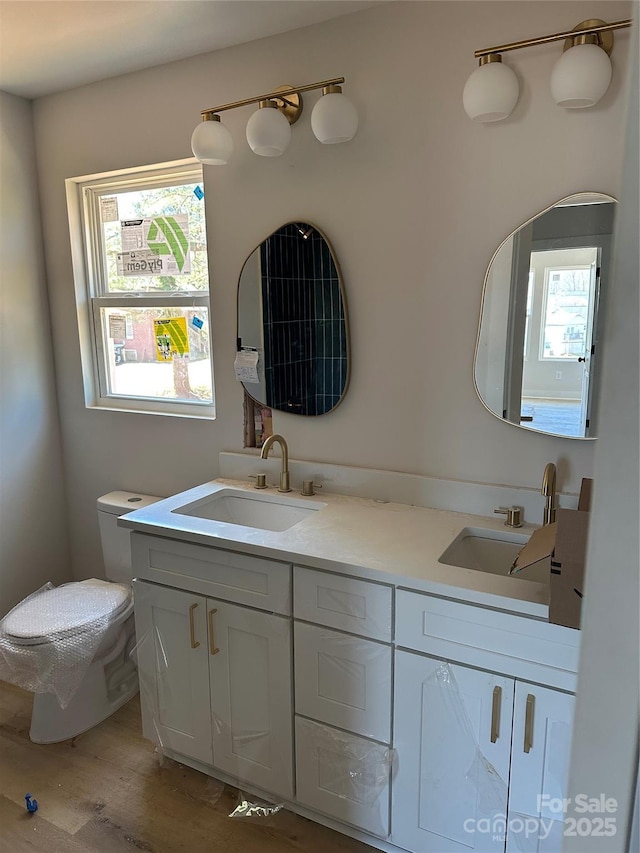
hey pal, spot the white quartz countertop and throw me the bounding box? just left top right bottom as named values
left=119, top=478, right=551, bottom=618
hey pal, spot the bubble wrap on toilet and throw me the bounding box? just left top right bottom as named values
left=0, top=580, right=130, bottom=709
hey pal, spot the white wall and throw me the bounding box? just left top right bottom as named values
left=565, top=16, right=639, bottom=850
left=30, top=0, right=633, bottom=579
left=0, top=92, right=71, bottom=612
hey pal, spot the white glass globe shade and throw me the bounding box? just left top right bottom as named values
left=191, top=119, right=234, bottom=165
left=550, top=43, right=612, bottom=108
left=246, top=106, right=291, bottom=157
left=311, top=92, right=359, bottom=144
left=463, top=62, right=519, bottom=122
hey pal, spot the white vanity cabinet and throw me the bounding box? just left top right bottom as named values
left=292, top=566, right=394, bottom=838
left=392, top=590, right=577, bottom=853
left=128, top=525, right=580, bottom=853
left=131, top=533, right=294, bottom=799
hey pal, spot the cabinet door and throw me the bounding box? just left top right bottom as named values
left=392, top=651, right=514, bottom=853
left=507, top=684, right=575, bottom=853
left=208, top=600, right=293, bottom=798
left=133, top=580, right=212, bottom=764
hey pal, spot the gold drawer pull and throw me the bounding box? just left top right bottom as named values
left=208, top=608, right=220, bottom=655
left=189, top=603, right=200, bottom=649
left=491, top=685, right=502, bottom=743
left=524, top=693, right=535, bottom=753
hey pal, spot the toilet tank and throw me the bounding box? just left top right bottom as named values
left=97, top=491, right=163, bottom=584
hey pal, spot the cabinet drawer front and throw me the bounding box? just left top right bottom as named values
left=132, top=533, right=291, bottom=614
left=294, top=566, right=392, bottom=640
left=295, top=623, right=392, bottom=742
left=295, top=717, right=391, bottom=839
left=396, top=590, right=580, bottom=677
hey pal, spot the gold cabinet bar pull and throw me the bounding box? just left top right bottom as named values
left=208, top=608, right=220, bottom=655
left=524, top=693, right=535, bottom=753
left=491, top=686, right=502, bottom=743
left=189, top=603, right=200, bottom=649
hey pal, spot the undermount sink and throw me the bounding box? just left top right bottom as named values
left=172, top=488, right=326, bottom=532
left=439, top=526, right=533, bottom=578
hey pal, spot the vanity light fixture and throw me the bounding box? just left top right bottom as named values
left=191, top=77, right=358, bottom=164
left=464, top=17, right=632, bottom=123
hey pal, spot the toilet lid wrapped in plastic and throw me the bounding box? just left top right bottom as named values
left=2, top=580, right=131, bottom=640
left=0, top=581, right=133, bottom=709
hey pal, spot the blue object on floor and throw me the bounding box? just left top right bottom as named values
left=25, top=793, right=38, bottom=813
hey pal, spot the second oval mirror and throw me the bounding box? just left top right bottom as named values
left=237, top=222, right=350, bottom=416
left=474, top=193, right=616, bottom=439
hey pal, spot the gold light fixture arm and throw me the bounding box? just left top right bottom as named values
left=474, top=18, right=631, bottom=59
left=200, top=76, right=345, bottom=119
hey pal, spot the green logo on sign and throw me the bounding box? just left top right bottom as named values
left=147, top=216, right=189, bottom=272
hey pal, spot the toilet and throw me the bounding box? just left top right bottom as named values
left=0, top=491, right=161, bottom=744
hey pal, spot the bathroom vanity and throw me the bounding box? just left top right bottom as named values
left=121, top=475, right=579, bottom=853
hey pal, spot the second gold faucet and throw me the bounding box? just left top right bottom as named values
left=260, top=434, right=291, bottom=492
left=541, top=462, right=557, bottom=525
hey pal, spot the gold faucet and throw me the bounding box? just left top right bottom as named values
left=260, top=434, right=291, bottom=493
left=541, top=462, right=557, bottom=525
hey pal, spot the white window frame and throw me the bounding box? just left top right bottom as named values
left=67, top=158, right=215, bottom=418
left=539, top=263, right=593, bottom=363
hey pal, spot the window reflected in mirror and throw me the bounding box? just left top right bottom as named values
left=474, top=193, right=616, bottom=439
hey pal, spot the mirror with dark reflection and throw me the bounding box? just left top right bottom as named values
left=474, top=193, right=616, bottom=439
left=237, top=222, right=349, bottom=416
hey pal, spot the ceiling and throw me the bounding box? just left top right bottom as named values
left=0, top=1, right=382, bottom=99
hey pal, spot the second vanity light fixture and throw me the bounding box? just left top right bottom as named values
left=191, top=77, right=358, bottom=164
left=463, top=17, right=632, bottom=123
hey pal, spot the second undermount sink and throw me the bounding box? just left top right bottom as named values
left=439, top=526, right=533, bottom=577
left=172, top=488, right=326, bottom=532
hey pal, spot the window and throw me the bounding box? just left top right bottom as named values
left=539, top=259, right=596, bottom=361
left=67, top=161, right=214, bottom=417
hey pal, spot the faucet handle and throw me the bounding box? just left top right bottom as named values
left=301, top=480, right=322, bottom=497
left=249, top=473, right=268, bottom=490
left=494, top=506, right=523, bottom=527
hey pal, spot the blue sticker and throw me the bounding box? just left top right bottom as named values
left=192, top=316, right=204, bottom=330
left=193, top=185, right=204, bottom=200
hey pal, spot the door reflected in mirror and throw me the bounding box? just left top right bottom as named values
left=237, top=222, right=350, bottom=416
left=474, top=193, right=616, bottom=439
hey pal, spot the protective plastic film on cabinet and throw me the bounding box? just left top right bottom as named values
left=294, top=623, right=393, bottom=742
left=295, top=716, right=396, bottom=838
left=130, top=621, right=225, bottom=808
left=401, top=663, right=565, bottom=852
left=0, top=581, right=131, bottom=709
left=132, top=584, right=291, bottom=818
left=392, top=657, right=511, bottom=852
left=293, top=565, right=393, bottom=642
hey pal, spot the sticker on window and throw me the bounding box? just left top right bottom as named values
left=108, top=314, right=127, bottom=339
left=100, top=196, right=119, bottom=222
left=154, top=318, right=190, bottom=361
left=117, top=215, right=191, bottom=276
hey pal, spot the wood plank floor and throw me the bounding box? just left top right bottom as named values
left=0, top=682, right=376, bottom=853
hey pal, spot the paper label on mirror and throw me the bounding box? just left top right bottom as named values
left=117, top=216, right=191, bottom=275
left=234, top=349, right=260, bottom=383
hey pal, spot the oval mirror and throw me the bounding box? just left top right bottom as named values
left=237, top=222, right=350, bottom=416
left=474, top=193, right=616, bottom=439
